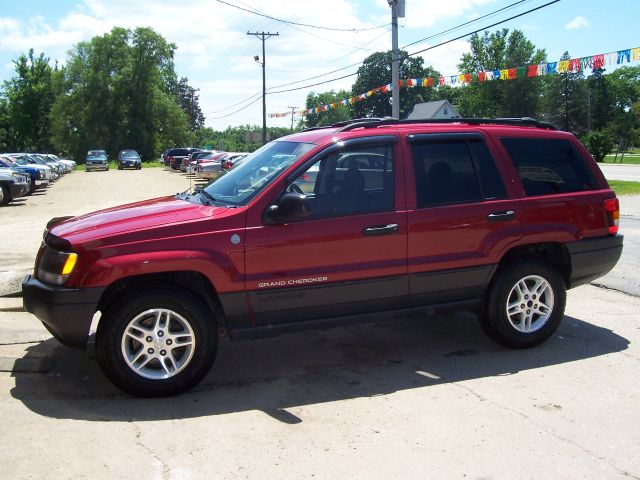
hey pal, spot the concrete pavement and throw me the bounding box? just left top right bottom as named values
left=0, top=283, right=638, bottom=479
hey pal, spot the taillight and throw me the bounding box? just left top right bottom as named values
left=604, top=198, right=620, bottom=234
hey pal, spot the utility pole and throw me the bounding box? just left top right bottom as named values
left=288, top=106, right=298, bottom=131
left=388, top=0, right=404, bottom=119
left=247, top=31, right=279, bottom=144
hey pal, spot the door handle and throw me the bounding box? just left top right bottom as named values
left=487, top=210, right=515, bottom=221
left=363, top=224, right=399, bottom=236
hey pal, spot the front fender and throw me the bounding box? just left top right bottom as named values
left=72, top=249, right=244, bottom=295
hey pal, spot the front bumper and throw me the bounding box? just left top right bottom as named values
left=86, top=163, right=109, bottom=171
left=22, top=275, right=106, bottom=350
left=10, top=182, right=29, bottom=199
left=567, top=234, right=624, bottom=288
left=120, top=161, right=140, bottom=168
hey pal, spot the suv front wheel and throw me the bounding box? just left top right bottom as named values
left=96, top=287, right=218, bottom=396
left=482, top=259, right=566, bottom=348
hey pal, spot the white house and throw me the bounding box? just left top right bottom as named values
left=404, top=100, right=460, bottom=120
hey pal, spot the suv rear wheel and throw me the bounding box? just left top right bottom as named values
left=96, top=287, right=217, bottom=396
left=482, top=259, right=566, bottom=348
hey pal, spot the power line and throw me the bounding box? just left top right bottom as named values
left=408, top=0, right=560, bottom=57
left=402, top=0, right=532, bottom=49
left=266, top=0, right=552, bottom=93
left=208, top=95, right=262, bottom=119
left=267, top=0, right=561, bottom=96
left=216, top=0, right=387, bottom=32
left=204, top=91, right=263, bottom=114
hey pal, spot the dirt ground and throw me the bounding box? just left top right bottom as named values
left=0, top=167, right=195, bottom=295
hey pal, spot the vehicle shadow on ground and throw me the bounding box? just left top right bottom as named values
left=10, top=312, right=628, bottom=423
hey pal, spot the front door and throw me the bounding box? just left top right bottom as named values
left=244, top=138, right=408, bottom=329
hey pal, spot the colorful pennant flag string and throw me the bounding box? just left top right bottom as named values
left=268, top=47, right=640, bottom=118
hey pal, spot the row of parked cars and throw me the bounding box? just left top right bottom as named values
left=162, top=147, right=248, bottom=180
left=0, top=153, right=76, bottom=206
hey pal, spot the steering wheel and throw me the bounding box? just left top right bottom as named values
left=288, top=183, right=304, bottom=195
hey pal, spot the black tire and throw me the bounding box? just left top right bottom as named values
left=118, top=164, right=123, bottom=170
left=0, top=183, right=11, bottom=206
left=96, top=286, right=218, bottom=397
left=481, top=259, right=566, bottom=348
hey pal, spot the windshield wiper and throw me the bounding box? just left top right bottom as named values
left=199, top=190, right=217, bottom=205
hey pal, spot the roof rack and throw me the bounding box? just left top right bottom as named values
left=301, top=118, right=388, bottom=133
left=334, top=117, right=558, bottom=132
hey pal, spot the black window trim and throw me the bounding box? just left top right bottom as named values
left=407, top=132, right=484, bottom=143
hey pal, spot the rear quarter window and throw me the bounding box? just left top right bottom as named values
left=501, top=137, right=599, bottom=195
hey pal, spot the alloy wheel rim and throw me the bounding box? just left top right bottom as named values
left=121, top=308, right=196, bottom=380
left=506, top=274, right=554, bottom=333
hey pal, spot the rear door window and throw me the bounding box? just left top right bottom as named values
left=501, top=137, right=599, bottom=195
left=409, top=135, right=506, bottom=208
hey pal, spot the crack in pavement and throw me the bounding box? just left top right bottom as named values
left=134, top=425, right=171, bottom=480
left=452, top=382, right=640, bottom=479
left=590, top=281, right=640, bottom=298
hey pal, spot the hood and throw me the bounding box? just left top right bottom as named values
left=50, top=195, right=234, bottom=244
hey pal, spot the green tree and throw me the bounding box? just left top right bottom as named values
left=457, top=29, right=546, bottom=117
left=583, top=130, right=614, bottom=162
left=589, top=67, right=612, bottom=132
left=541, top=51, right=588, bottom=134
left=172, top=77, right=205, bottom=132
left=304, top=90, right=352, bottom=128
left=604, top=66, right=640, bottom=147
left=50, top=27, right=193, bottom=161
left=0, top=97, right=14, bottom=151
left=350, top=51, right=440, bottom=119
left=2, top=49, right=55, bottom=151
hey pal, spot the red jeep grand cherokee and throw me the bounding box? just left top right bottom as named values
left=22, top=118, right=623, bottom=396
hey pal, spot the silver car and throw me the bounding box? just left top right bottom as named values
left=86, top=150, right=109, bottom=172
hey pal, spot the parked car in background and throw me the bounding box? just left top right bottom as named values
left=164, top=147, right=202, bottom=170
left=196, top=152, right=228, bottom=180
left=181, top=150, right=214, bottom=172
left=0, top=155, right=47, bottom=194
left=0, top=167, right=30, bottom=205
left=118, top=150, right=142, bottom=170
left=185, top=151, right=219, bottom=174
left=46, top=154, right=76, bottom=172
left=34, top=154, right=65, bottom=176
left=5, top=153, right=58, bottom=181
left=221, top=152, right=248, bottom=171
left=86, top=150, right=109, bottom=172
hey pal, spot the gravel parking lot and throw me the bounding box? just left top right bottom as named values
left=0, top=167, right=639, bottom=479
left=0, top=168, right=196, bottom=295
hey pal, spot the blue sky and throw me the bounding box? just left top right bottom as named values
left=0, top=0, right=638, bottom=129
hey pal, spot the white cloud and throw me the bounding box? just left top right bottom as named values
left=0, top=0, right=501, bottom=128
left=565, top=16, right=590, bottom=30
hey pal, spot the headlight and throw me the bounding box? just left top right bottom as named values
left=36, top=247, right=78, bottom=286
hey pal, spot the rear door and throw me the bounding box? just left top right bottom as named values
left=243, top=136, right=409, bottom=328
left=406, top=133, right=523, bottom=306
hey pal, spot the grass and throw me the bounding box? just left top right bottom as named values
left=603, top=149, right=640, bottom=164
left=608, top=180, right=640, bottom=196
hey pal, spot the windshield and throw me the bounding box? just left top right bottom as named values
left=202, top=141, right=315, bottom=206
left=122, top=151, right=140, bottom=159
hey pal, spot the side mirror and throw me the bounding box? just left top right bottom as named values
left=263, top=193, right=310, bottom=225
